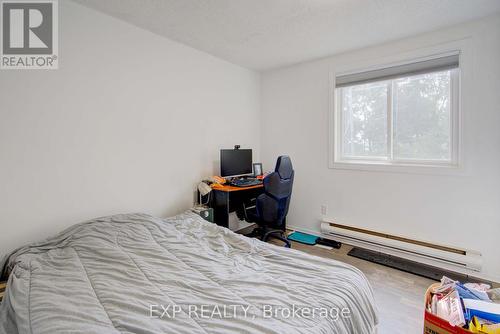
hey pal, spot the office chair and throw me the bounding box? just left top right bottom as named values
left=245, top=156, right=294, bottom=248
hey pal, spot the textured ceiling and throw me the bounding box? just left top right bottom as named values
left=72, top=0, right=500, bottom=71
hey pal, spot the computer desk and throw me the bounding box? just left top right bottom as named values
left=209, top=183, right=264, bottom=228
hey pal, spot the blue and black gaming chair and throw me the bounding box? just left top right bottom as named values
left=245, top=156, right=294, bottom=247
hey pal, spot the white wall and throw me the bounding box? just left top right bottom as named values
left=0, top=1, right=260, bottom=256
left=261, top=15, right=500, bottom=282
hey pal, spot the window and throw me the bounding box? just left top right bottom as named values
left=333, top=54, right=459, bottom=169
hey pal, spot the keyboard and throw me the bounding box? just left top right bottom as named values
left=230, top=178, right=262, bottom=187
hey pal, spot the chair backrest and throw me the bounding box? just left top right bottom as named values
left=256, top=156, right=294, bottom=227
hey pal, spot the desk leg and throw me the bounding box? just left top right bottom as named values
left=213, top=191, right=229, bottom=228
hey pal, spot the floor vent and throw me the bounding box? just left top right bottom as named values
left=347, top=247, right=467, bottom=281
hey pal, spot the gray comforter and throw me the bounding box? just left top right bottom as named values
left=0, top=212, right=377, bottom=334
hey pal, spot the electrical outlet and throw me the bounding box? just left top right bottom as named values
left=321, top=205, right=327, bottom=215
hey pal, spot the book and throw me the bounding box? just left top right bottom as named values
left=437, top=289, right=466, bottom=327
left=463, top=298, right=500, bottom=324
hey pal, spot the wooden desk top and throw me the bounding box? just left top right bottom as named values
left=0, top=281, right=6, bottom=302
left=211, top=183, right=263, bottom=192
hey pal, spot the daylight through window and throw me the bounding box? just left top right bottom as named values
left=334, top=55, right=459, bottom=168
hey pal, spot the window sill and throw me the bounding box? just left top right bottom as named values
left=330, top=159, right=461, bottom=175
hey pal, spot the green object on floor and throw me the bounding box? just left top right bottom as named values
left=287, top=231, right=318, bottom=245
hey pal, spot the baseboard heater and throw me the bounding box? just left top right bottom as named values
left=320, top=219, right=482, bottom=274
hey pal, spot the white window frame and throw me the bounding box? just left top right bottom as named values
left=330, top=51, right=462, bottom=173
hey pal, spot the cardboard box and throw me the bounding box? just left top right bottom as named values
left=423, top=283, right=474, bottom=334
left=424, top=310, right=473, bottom=334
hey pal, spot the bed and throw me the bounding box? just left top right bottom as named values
left=0, top=212, right=378, bottom=334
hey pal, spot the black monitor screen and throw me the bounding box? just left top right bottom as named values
left=220, top=149, right=252, bottom=177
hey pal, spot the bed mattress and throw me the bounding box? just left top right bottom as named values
left=0, top=212, right=377, bottom=333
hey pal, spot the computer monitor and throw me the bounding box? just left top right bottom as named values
left=220, top=149, right=252, bottom=177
